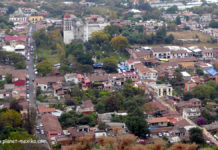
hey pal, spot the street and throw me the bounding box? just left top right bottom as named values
left=26, top=23, right=36, bottom=109
left=26, top=24, right=51, bottom=150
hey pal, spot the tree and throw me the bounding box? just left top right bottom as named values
left=166, top=5, right=178, bottom=14
left=196, top=68, right=204, bottom=76
left=22, top=107, right=36, bottom=134
left=165, top=34, right=174, bottom=44
left=102, top=57, right=118, bottom=73
left=0, top=110, right=22, bottom=128
left=105, top=95, right=120, bottom=112
left=155, top=27, right=166, bottom=43
left=195, top=117, right=206, bottom=126
left=175, top=16, right=182, bottom=25
left=189, top=127, right=205, bottom=144
left=98, top=123, right=107, bottom=130
left=183, top=92, right=193, bottom=101
left=209, top=20, right=218, bottom=28
left=167, top=22, right=177, bottom=31
left=110, top=35, right=128, bottom=51
left=90, top=31, right=110, bottom=46
left=125, top=115, right=149, bottom=138
left=9, top=100, right=22, bottom=112
left=104, top=25, right=120, bottom=38
left=5, top=73, right=12, bottom=84
left=36, top=60, right=52, bottom=76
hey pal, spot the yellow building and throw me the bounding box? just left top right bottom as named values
left=28, top=16, right=44, bottom=23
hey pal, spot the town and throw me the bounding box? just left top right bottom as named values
left=0, top=0, right=217, bottom=150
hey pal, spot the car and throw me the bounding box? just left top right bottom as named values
left=26, top=90, right=29, bottom=94
left=214, top=134, right=218, bottom=140
left=39, top=123, right=43, bottom=127
left=158, top=133, right=162, bottom=137
left=26, top=98, right=29, bottom=102
left=36, top=126, right=40, bottom=130
left=40, top=130, right=44, bottom=135
left=35, top=71, right=38, bottom=75
left=26, top=94, right=30, bottom=98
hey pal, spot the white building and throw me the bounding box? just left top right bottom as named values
left=63, top=14, right=109, bottom=44
left=182, top=108, right=201, bottom=119
left=64, top=73, right=79, bottom=84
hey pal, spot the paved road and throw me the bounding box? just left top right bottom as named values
left=26, top=23, right=36, bottom=109
left=26, top=24, right=51, bottom=150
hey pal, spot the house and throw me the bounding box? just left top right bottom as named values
left=207, top=102, right=218, bottom=110
left=188, top=98, right=201, bottom=108
left=98, top=113, right=113, bottom=123
left=35, top=76, right=64, bottom=91
left=184, top=76, right=205, bottom=92
left=144, top=101, right=169, bottom=118
left=28, top=16, right=44, bottom=23
left=41, top=113, right=63, bottom=144
left=76, top=100, right=95, bottom=114
left=0, top=65, right=26, bottom=81
left=64, top=73, right=78, bottom=84
left=0, top=90, right=12, bottom=100
left=38, top=104, right=56, bottom=115
left=149, top=83, right=173, bottom=97
left=148, top=117, right=170, bottom=127
left=169, top=57, right=197, bottom=68
left=134, top=63, right=157, bottom=81
left=197, top=62, right=213, bottom=71
left=125, top=59, right=141, bottom=71
left=181, top=71, right=191, bottom=81
left=182, top=108, right=201, bottom=119
left=203, top=121, right=218, bottom=132
left=152, top=47, right=171, bottom=59
left=202, top=48, right=213, bottom=60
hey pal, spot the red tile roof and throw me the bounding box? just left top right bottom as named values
left=5, top=35, right=26, bottom=41
left=38, top=107, right=56, bottom=113
left=13, top=80, right=25, bottom=86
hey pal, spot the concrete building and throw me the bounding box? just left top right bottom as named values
left=149, top=83, right=173, bottom=97
left=63, top=14, right=109, bottom=44
left=182, top=108, right=201, bottom=119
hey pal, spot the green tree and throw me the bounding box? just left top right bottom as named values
left=102, top=57, right=118, bottom=73
left=166, top=5, right=178, bottom=14
left=9, top=100, right=22, bottom=112
left=167, top=22, right=177, bottom=31
left=125, top=115, right=149, bottom=138
left=175, top=16, right=181, bottom=25
left=155, top=27, right=166, bottom=43
left=110, top=35, right=128, bottom=51
left=104, top=25, right=120, bottom=38
left=36, top=60, right=52, bottom=76
left=5, top=73, right=12, bottom=84
left=189, top=127, right=205, bottom=144
left=0, top=110, right=22, bottom=128
left=98, top=123, right=107, bottom=130
left=165, top=34, right=174, bottom=44
left=196, top=68, right=204, bottom=76
left=209, top=20, right=218, bottom=28
left=22, top=108, right=36, bottom=134
left=90, top=31, right=110, bottom=46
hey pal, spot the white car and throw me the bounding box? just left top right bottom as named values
left=35, top=71, right=38, bottom=75
left=41, top=130, right=44, bottom=135
left=26, top=94, right=30, bottom=99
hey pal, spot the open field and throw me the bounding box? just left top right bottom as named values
left=167, top=31, right=211, bottom=42
left=37, top=48, right=60, bottom=65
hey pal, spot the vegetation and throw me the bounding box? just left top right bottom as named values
left=0, top=51, right=26, bottom=69
left=189, top=127, right=206, bottom=145
left=36, top=60, right=53, bottom=76
left=59, top=111, right=97, bottom=129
